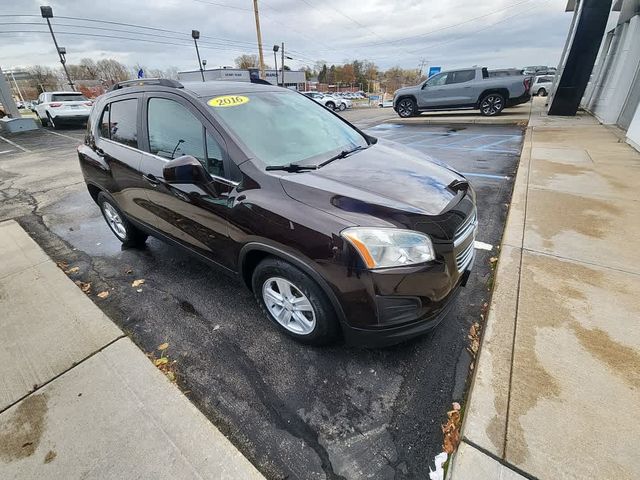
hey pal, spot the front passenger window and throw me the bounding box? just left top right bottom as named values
left=425, top=73, right=448, bottom=87
left=148, top=98, right=205, bottom=162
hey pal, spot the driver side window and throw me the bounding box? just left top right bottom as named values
left=425, top=73, right=448, bottom=87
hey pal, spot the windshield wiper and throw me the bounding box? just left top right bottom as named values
left=317, top=145, right=368, bottom=168
left=265, top=163, right=318, bottom=172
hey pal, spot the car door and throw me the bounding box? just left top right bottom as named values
left=138, top=93, right=237, bottom=269
left=444, top=69, right=478, bottom=105
left=418, top=72, right=449, bottom=108
left=91, top=95, right=154, bottom=225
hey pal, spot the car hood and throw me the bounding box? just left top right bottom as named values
left=278, top=140, right=471, bottom=237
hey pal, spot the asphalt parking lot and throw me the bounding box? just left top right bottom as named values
left=0, top=117, right=523, bottom=479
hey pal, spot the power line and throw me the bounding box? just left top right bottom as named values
left=0, top=30, right=254, bottom=54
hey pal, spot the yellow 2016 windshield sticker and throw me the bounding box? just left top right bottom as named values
left=208, top=95, right=249, bottom=108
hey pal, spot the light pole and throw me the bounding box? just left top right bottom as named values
left=202, top=59, right=207, bottom=72
left=40, top=6, right=75, bottom=91
left=192, top=30, right=205, bottom=82
left=272, top=45, right=279, bottom=86
left=252, top=0, right=266, bottom=79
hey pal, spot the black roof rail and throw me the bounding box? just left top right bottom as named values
left=109, top=78, right=183, bottom=91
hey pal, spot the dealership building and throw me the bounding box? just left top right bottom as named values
left=177, top=68, right=306, bottom=90
left=550, top=0, right=640, bottom=150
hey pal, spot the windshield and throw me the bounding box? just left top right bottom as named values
left=51, top=93, right=88, bottom=102
left=206, top=91, right=367, bottom=167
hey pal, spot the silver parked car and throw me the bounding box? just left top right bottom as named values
left=393, top=67, right=532, bottom=117
left=530, top=75, right=554, bottom=97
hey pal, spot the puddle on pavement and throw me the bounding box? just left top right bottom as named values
left=42, top=189, right=125, bottom=257
left=0, top=393, right=48, bottom=463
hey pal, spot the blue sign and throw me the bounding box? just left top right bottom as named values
left=137, top=69, right=144, bottom=79
left=428, top=66, right=441, bottom=77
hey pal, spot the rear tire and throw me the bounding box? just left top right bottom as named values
left=339, top=103, right=347, bottom=111
left=97, top=192, right=148, bottom=248
left=38, top=114, right=48, bottom=127
left=326, top=101, right=336, bottom=110
left=47, top=112, right=58, bottom=129
left=252, top=257, right=339, bottom=345
left=537, top=88, right=547, bottom=97
left=396, top=97, right=417, bottom=118
left=479, top=93, right=505, bottom=116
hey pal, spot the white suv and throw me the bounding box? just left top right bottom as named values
left=35, top=91, right=92, bottom=128
left=302, top=92, right=340, bottom=110
left=530, top=75, right=554, bottom=97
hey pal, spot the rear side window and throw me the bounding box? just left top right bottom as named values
left=100, top=99, right=138, bottom=148
left=447, top=70, right=475, bottom=84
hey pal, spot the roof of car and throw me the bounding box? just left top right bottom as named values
left=47, top=91, right=85, bottom=95
left=180, top=80, right=284, bottom=98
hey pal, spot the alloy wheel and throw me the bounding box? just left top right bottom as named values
left=397, top=99, right=415, bottom=117
left=102, top=201, right=127, bottom=240
left=480, top=95, right=503, bottom=116
left=262, top=277, right=316, bottom=335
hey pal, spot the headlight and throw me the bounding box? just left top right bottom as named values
left=341, top=227, right=435, bottom=269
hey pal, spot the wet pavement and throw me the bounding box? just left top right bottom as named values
left=0, top=117, right=523, bottom=479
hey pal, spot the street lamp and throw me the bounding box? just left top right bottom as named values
left=191, top=30, right=205, bottom=82
left=40, top=5, right=75, bottom=91
left=272, top=45, right=279, bottom=86
left=202, top=59, right=207, bottom=71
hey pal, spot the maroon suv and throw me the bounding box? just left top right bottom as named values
left=78, top=79, right=477, bottom=346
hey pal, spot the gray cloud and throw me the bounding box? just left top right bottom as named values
left=0, top=0, right=572, bottom=72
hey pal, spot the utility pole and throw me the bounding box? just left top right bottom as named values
left=40, top=6, right=75, bottom=91
left=9, top=71, right=25, bottom=104
left=192, top=30, right=205, bottom=82
left=252, top=0, right=266, bottom=79
left=281, top=42, right=285, bottom=87
left=272, top=45, right=279, bottom=86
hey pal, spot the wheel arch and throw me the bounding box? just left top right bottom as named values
left=477, top=88, right=509, bottom=107
left=239, top=242, right=348, bottom=326
left=395, top=94, right=418, bottom=108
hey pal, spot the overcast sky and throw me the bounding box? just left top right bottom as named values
left=1, top=0, right=574, bottom=73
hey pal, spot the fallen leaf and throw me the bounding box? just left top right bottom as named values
left=44, top=450, right=56, bottom=464
left=56, top=261, right=69, bottom=270
left=158, top=342, right=169, bottom=351
left=154, top=357, right=169, bottom=366
left=489, top=257, right=498, bottom=263
left=166, top=371, right=176, bottom=382
left=442, top=406, right=462, bottom=454
left=97, top=291, right=109, bottom=299
left=452, top=402, right=461, bottom=411
left=136, top=288, right=143, bottom=293
left=75, top=281, right=91, bottom=293
left=131, top=279, right=145, bottom=288
left=65, top=266, right=79, bottom=274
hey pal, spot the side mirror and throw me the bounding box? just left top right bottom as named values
left=163, top=155, right=209, bottom=185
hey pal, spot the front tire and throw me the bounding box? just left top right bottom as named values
left=252, top=257, right=339, bottom=345
left=479, top=93, right=505, bottom=116
left=396, top=97, right=417, bottom=118
left=38, top=113, right=48, bottom=127
left=97, top=192, right=148, bottom=247
left=326, top=101, right=335, bottom=110
left=338, top=103, right=347, bottom=111
left=537, top=88, right=547, bottom=97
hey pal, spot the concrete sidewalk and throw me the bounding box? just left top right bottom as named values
left=0, top=220, right=263, bottom=479
left=449, top=99, right=640, bottom=479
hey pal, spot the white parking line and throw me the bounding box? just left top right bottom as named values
left=0, top=135, right=30, bottom=153
left=0, top=149, right=15, bottom=155
left=474, top=241, right=493, bottom=251
left=43, top=129, right=83, bottom=142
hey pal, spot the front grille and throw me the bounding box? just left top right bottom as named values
left=454, top=209, right=477, bottom=272
left=456, top=241, right=475, bottom=272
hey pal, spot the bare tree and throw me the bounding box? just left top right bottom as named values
left=234, top=54, right=259, bottom=69
left=27, top=65, right=59, bottom=93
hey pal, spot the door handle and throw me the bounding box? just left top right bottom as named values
left=142, top=174, right=161, bottom=187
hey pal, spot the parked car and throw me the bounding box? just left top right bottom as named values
left=335, top=96, right=352, bottom=111
left=78, top=79, right=477, bottom=346
left=530, top=75, right=554, bottom=96
left=34, top=91, right=93, bottom=128
left=393, top=67, right=532, bottom=117
left=302, top=91, right=339, bottom=110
